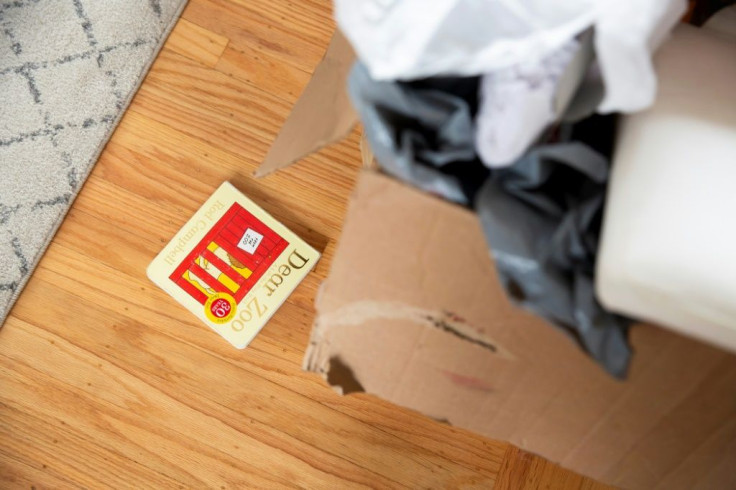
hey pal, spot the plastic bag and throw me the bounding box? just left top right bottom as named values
left=475, top=115, right=632, bottom=378
left=349, top=63, right=489, bottom=205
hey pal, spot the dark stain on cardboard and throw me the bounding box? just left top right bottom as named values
left=425, top=313, right=497, bottom=353
left=429, top=416, right=452, bottom=425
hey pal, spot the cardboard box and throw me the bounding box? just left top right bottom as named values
left=259, top=31, right=736, bottom=489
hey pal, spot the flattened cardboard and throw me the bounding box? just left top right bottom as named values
left=304, top=171, right=736, bottom=490
left=255, top=31, right=358, bottom=177
left=260, top=26, right=736, bottom=490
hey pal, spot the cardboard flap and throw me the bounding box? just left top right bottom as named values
left=305, top=170, right=736, bottom=489
left=255, top=30, right=358, bottom=177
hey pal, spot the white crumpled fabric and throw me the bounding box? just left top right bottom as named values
left=593, top=0, right=687, bottom=112
left=335, top=0, right=686, bottom=114
left=475, top=40, right=581, bottom=168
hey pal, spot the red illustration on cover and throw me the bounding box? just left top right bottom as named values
left=169, top=203, right=289, bottom=305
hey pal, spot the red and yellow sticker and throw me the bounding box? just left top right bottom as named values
left=204, top=293, right=237, bottom=323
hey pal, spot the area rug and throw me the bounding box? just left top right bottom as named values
left=0, top=0, right=188, bottom=327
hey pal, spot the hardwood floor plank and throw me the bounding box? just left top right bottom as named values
left=182, top=0, right=332, bottom=74
left=215, top=43, right=312, bottom=104
left=166, top=18, right=229, bottom=68
left=494, top=445, right=612, bottom=490
left=8, top=284, right=494, bottom=488
left=0, top=450, right=81, bottom=490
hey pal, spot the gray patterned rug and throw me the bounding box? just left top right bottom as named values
left=0, top=0, right=187, bottom=326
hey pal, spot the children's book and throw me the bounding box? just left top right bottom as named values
left=147, top=182, right=319, bottom=348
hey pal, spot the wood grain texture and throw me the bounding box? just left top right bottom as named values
left=167, top=18, right=229, bottom=68
left=0, top=0, right=612, bottom=487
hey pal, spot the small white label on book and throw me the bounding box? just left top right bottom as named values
left=238, top=228, right=263, bottom=254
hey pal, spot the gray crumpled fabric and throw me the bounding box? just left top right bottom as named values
left=475, top=141, right=631, bottom=378
left=348, top=63, right=488, bottom=205
left=349, top=61, right=631, bottom=378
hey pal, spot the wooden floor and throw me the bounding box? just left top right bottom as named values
left=0, top=1, right=611, bottom=488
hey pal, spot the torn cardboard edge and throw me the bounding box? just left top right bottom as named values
left=304, top=299, right=510, bottom=396
left=302, top=170, right=537, bottom=406
left=301, top=171, right=736, bottom=490
left=255, top=30, right=358, bottom=177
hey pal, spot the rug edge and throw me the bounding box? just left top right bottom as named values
left=0, top=0, right=190, bottom=328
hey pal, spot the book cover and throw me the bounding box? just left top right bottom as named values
left=147, top=182, right=320, bottom=348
